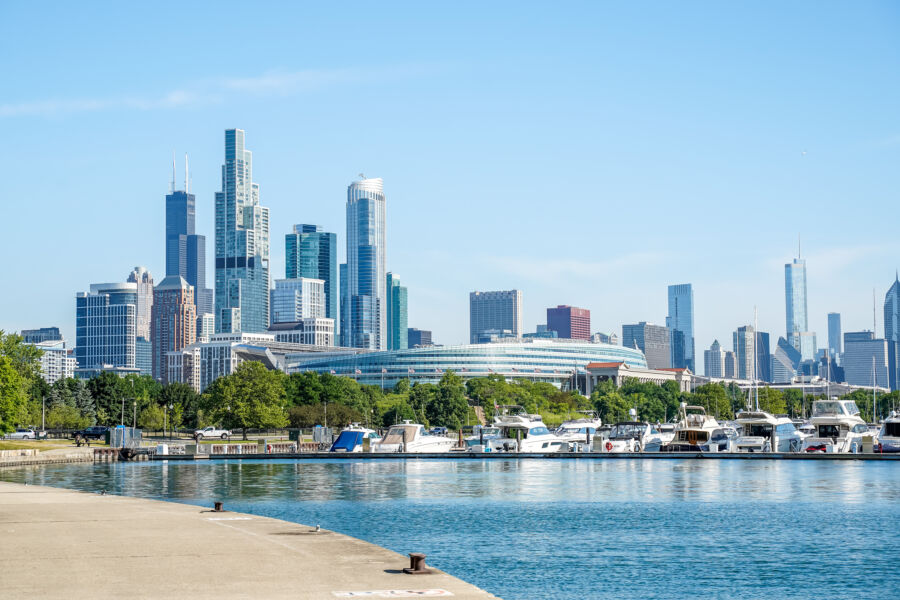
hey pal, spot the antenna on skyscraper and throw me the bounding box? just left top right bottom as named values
left=185, top=153, right=189, bottom=193
left=797, top=233, right=801, bottom=259
left=171, top=151, right=176, bottom=193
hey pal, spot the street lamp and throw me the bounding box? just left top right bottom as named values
left=132, top=400, right=137, bottom=429
left=41, top=396, right=46, bottom=433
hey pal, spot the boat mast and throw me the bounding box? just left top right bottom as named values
left=754, top=306, right=759, bottom=411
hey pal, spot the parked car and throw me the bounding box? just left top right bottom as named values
left=7, top=428, right=36, bottom=440
left=74, top=426, right=109, bottom=440
left=429, top=427, right=449, bottom=436
left=194, top=426, right=232, bottom=440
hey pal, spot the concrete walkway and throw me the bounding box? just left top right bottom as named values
left=0, top=481, right=497, bottom=599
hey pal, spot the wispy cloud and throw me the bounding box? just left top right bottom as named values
left=484, top=253, right=666, bottom=284
left=0, top=66, right=418, bottom=118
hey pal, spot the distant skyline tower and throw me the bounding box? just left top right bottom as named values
left=214, top=129, right=270, bottom=334
left=75, top=282, right=137, bottom=372
left=666, top=283, right=695, bottom=371
left=165, top=155, right=211, bottom=316
left=785, top=247, right=814, bottom=360
left=151, top=275, right=196, bottom=382
left=345, top=177, right=386, bottom=350
left=285, top=224, right=337, bottom=327
left=733, top=325, right=756, bottom=380
left=622, top=322, right=671, bottom=370
left=470, top=290, right=523, bottom=343
left=884, top=275, right=900, bottom=391
left=547, top=305, right=591, bottom=341
left=827, top=312, right=843, bottom=359
left=126, top=266, right=153, bottom=342
left=704, top=339, right=725, bottom=378
left=386, top=272, right=408, bottom=350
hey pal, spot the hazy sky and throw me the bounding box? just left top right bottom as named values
left=2, top=1, right=899, bottom=361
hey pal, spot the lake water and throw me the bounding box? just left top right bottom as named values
left=2, top=458, right=897, bottom=600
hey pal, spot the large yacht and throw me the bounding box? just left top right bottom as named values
left=329, top=424, right=380, bottom=452
left=599, top=422, right=663, bottom=453
left=489, top=410, right=567, bottom=453
left=555, top=413, right=603, bottom=448
left=372, top=421, right=455, bottom=453
left=662, top=404, right=722, bottom=452
left=734, top=411, right=803, bottom=452
left=877, top=411, right=900, bottom=453
left=802, top=399, right=868, bottom=453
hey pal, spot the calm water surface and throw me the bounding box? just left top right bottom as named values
left=2, top=459, right=897, bottom=600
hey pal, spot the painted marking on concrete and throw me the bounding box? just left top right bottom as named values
left=205, top=517, right=253, bottom=521
left=332, top=591, right=454, bottom=598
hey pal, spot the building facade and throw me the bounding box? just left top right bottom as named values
left=345, top=177, right=387, bottom=350
left=470, top=290, right=523, bottom=343
left=75, top=282, right=137, bottom=372
left=408, top=328, right=433, bottom=348
left=546, top=305, right=590, bottom=341
left=268, top=319, right=334, bottom=347
left=755, top=331, right=771, bottom=382
left=704, top=339, right=725, bottom=378
left=31, top=339, right=77, bottom=383
left=127, top=266, right=154, bottom=342
left=843, top=331, right=889, bottom=388
left=165, top=171, right=212, bottom=317
left=666, top=284, right=695, bottom=370
left=21, top=327, right=62, bottom=344
left=271, top=278, right=325, bottom=324
left=285, top=224, right=338, bottom=328
left=884, top=277, right=900, bottom=391
left=386, top=273, right=408, bottom=350
left=622, top=322, right=671, bottom=369
left=724, top=350, right=738, bottom=379
left=151, top=275, right=196, bottom=382
left=733, top=325, right=756, bottom=380
left=214, top=129, right=270, bottom=334
left=827, top=312, right=842, bottom=359
left=785, top=256, right=816, bottom=360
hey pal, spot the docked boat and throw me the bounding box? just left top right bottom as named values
left=802, top=399, right=868, bottom=453
left=877, top=411, right=900, bottom=453
left=464, top=424, right=503, bottom=449
left=488, top=411, right=567, bottom=452
left=656, top=423, right=676, bottom=446
left=329, top=424, right=380, bottom=452
left=662, top=404, right=721, bottom=452
left=598, top=422, right=663, bottom=453
left=734, top=411, right=804, bottom=452
left=371, top=421, right=455, bottom=453
left=555, top=413, right=603, bottom=448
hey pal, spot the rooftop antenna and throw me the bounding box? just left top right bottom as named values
left=171, top=151, right=176, bottom=193
left=184, top=153, right=189, bottom=193
left=874, top=287, right=877, bottom=334
left=797, top=233, right=801, bottom=259
left=358, top=173, right=365, bottom=180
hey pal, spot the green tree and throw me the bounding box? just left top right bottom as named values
left=158, top=382, right=199, bottom=430
left=0, top=357, right=28, bottom=433
left=198, top=361, right=288, bottom=439
left=87, top=371, right=124, bottom=425
left=692, top=383, right=733, bottom=420
left=381, top=400, right=416, bottom=426
left=287, top=403, right=362, bottom=428
left=754, top=387, right=786, bottom=415
left=138, top=403, right=166, bottom=430
left=284, top=371, right=324, bottom=406
left=425, top=371, right=469, bottom=429
left=0, top=331, right=43, bottom=382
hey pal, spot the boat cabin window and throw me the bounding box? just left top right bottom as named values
left=744, top=424, right=773, bottom=437
left=812, top=402, right=843, bottom=417
left=527, top=426, right=550, bottom=437
left=380, top=425, right=418, bottom=445
left=610, top=424, right=644, bottom=438
left=842, top=402, right=860, bottom=416
left=817, top=424, right=845, bottom=438
left=774, top=423, right=796, bottom=434
left=676, top=431, right=709, bottom=443
left=851, top=424, right=869, bottom=434
left=883, top=423, right=900, bottom=437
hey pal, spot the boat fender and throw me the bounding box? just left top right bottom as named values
left=266, top=444, right=272, bottom=453
left=605, top=441, right=613, bottom=452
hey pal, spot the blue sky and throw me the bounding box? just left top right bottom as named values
left=1, top=1, right=899, bottom=359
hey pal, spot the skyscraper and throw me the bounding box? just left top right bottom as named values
left=843, top=331, right=888, bottom=388
left=75, top=282, right=137, bottom=372
left=622, top=322, right=671, bottom=369
left=470, top=290, right=523, bottom=343
left=733, top=325, right=756, bottom=380
left=165, top=160, right=211, bottom=316
left=151, top=275, right=196, bottom=382
left=546, top=305, right=591, bottom=340
left=666, top=284, right=695, bottom=370
left=408, top=328, right=433, bottom=348
left=827, top=312, right=842, bottom=358
left=386, top=273, right=408, bottom=350
left=214, top=129, right=270, bottom=334
left=285, top=224, right=338, bottom=327
left=127, top=266, right=153, bottom=342
left=345, top=177, right=386, bottom=349
left=884, top=276, right=900, bottom=390
left=704, top=339, right=725, bottom=378
left=21, top=327, right=62, bottom=344
left=785, top=255, right=816, bottom=360
left=339, top=262, right=348, bottom=346
left=270, top=278, right=326, bottom=324
left=755, top=330, right=771, bottom=382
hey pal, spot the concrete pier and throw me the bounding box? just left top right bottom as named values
left=0, top=481, right=497, bottom=599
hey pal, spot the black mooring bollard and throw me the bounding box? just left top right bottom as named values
left=403, top=552, right=430, bottom=575
left=214, top=501, right=224, bottom=512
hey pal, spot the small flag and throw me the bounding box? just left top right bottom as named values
left=355, top=369, right=362, bottom=375
left=461, top=367, right=467, bottom=372
left=408, top=368, right=415, bottom=374
left=512, top=367, right=518, bottom=372
left=330, top=370, right=336, bottom=374
left=435, top=368, right=442, bottom=374
left=381, top=368, right=387, bottom=374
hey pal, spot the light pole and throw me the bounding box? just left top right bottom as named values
left=41, top=396, right=46, bottom=433
left=132, top=400, right=137, bottom=429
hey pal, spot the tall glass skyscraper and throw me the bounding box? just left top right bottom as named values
left=345, top=177, right=386, bottom=350
left=827, top=312, right=842, bottom=359
left=285, top=224, right=337, bottom=326
left=884, top=276, right=900, bottom=390
left=666, top=283, right=695, bottom=371
left=75, top=282, right=137, bottom=371
left=214, top=129, right=270, bottom=334
left=165, top=164, right=211, bottom=317
left=386, top=272, right=408, bottom=350
left=785, top=257, right=811, bottom=357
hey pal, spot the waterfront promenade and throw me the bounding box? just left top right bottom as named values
left=0, top=481, right=497, bottom=599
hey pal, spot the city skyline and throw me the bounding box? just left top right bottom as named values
left=2, top=3, right=899, bottom=357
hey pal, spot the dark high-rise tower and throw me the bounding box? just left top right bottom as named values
left=884, top=275, right=900, bottom=390
left=165, top=155, right=212, bottom=316
left=286, top=224, right=338, bottom=326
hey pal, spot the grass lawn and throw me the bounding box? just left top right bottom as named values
left=0, top=439, right=83, bottom=452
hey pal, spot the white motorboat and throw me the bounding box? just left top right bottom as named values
left=802, top=400, right=868, bottom=453
left=877, top=411, right=900, bottom=453
left=555, top=414, right=603, bottom=448
left=329, top=423, right=380, bottom=452
left=464, top=425, right=502, bottom=449
left=656, top=423, right=676, bottom=445
left=598, top=422, right=663, bottom=453
left=734, top=411, right=804, bottom=452
left=488, top=411, right=567, bottom=453
left=372, top=421, right=455, bottom=453
left=662, top=404, right=721, bottom=452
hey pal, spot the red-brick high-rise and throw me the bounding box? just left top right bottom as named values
left=546, top=305, right=591, bottom=341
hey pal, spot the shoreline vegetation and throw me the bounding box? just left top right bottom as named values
left=3, top=331, right=898, bottom=441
